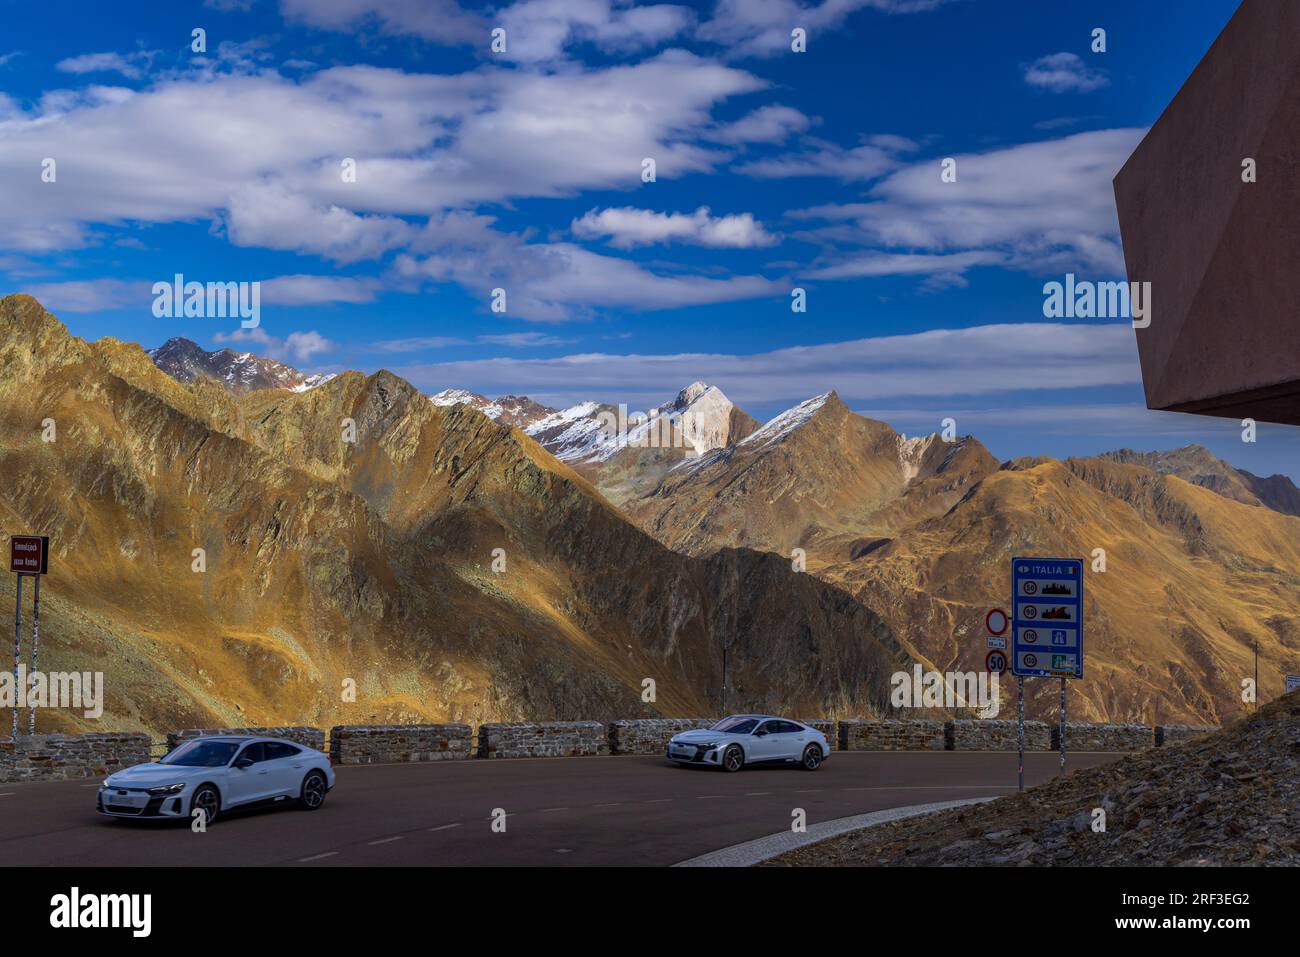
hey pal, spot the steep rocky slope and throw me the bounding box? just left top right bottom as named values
left=622, top=393, right=1300, bottom=724
left=0, top=295, right=906, bottom=736
left=1102, top=445, right=1300, bottom=517
left=767, top=689, right=1300, bottom=866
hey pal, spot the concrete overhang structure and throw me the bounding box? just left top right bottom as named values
left=1114, top=0, right=1300, bottom=425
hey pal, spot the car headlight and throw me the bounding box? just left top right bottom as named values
left=101, top=778, right=113, bottom=789
left=146, top=782, right=187, bottom=795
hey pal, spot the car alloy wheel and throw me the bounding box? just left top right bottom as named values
left=300, top=771, right=327, bottom=809
left=801, top=745, right=822, bottom=770
left=192, top=785, right=220, bottom=825
left=722, top=745, right=744, bottom=772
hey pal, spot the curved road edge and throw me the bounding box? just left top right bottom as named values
left=672, top=797, right=997, bottom=867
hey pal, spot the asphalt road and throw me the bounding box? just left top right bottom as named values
left=0, top=751, right=1121, bottom=866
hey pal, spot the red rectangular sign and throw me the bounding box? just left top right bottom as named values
left=9, top=536, right=48, bottom=575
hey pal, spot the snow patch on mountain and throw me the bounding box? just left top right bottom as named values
left=739, top=393, right=831, bottom=452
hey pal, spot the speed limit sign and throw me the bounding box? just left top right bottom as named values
left=985, top=649, right=1008, bottom=674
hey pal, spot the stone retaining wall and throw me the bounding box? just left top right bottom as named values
left=165, top=726, right=325, bottom=752
left=478, top=721, right=608, bottom=758
left=0, top=733, right=150, bottom=783
left=607, top=718, right=715, bottom=755
left=946, top=719, right=1052, bottom=751
left=799, top=720, right=838, bottom=752
left=1052, top=722, right=1152, bottom=751
left=839, top=719, right=946, bottom=751
left=330, top=724, right=472, bottom=764
left=1155, top=724, right=1218, bottom=747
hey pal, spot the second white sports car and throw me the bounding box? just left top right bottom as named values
left=666, top=715, right=829, bottom=771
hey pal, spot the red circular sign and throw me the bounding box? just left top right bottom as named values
left=1024, top=605, right=1037, bottom=619
left=1023, top=581, right=1037, bottom=595
left=985, top=650, right=1008, bottom=674
left=1024, top=653, right=1038, bottom=668
left=1024, top=629, right=1038, bottom=644
left=985, top=608, right=1008, bottom=635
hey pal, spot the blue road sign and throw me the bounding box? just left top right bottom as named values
left=1011, top=557, right=1083, bottom=678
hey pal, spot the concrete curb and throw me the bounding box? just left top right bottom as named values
left=672, top=797, right=997, bottom=867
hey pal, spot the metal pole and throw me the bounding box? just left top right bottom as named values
left=1017, top=675, right=1025, bottom=793
left=1059, top=677, right=1066, bottom=771
left=1254, top=639, right=1259, bottom=713
left=12, top=573, right=23, bottom=742
left=28, top=574, right=40, bottom=735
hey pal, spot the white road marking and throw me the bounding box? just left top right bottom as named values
left=297, top=851, right=338, bottom=862
left=0, top=793, right=14, bottom=797
left=696, top=795, right=725, bottom=799
left=644, top=798, right=672, bottom=803
left=795, top=789, right=823, bottom=793
left=429, top=823, right=463, bottom=832
left=745, top=792, right=771, bottom=796
left=540, top=807, right=569, bottom=813
left=367, top=836, right=403, bottom=846
left=594, top=802, right=622, bottom=807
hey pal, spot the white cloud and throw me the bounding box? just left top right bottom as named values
left=396, top=211, right=783, bottom=320
left=258, top=274, right=383, bottom=305
left=388, top=322, right=1141, bottom=408
left=1023, top=52, right=1109, bottom=94
left=213, top=326, right=337, bottom=363
left=791, top=129, right=1144, bottom=276
left=0, top=52, right=770, bottom=258
left=279, top=0, right=485, bottom=44
left=706, top=104, right=813, bottom=144
left=56, top=51, right=155, bottom=80
left=802, top=250, right=1003, bottom=280
left=478, top=331, right=575, bottom=347
left=20, top=278, right=147, bottom=312
left=370, top=336, right=470, bottom=352
left=736, top=135, right=916, bottom=180
left=496, top=0, right=694, bottom=62
left=699, top=0, right=954, bottom=58
left=572, top=205, right=777, bottom=249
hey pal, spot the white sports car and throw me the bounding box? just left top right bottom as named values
left=666, top=715, right=829, bottom=771
left=98, top=735, right=335, bottom=824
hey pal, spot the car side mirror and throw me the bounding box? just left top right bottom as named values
left=234, top=757, right=254, bottom=769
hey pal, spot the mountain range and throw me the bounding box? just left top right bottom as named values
left=4, top=310, right=1299, bottom=733
left=0, top=297, right=901, bottom=737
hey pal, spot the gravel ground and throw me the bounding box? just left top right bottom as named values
left=763, top=691, right=1300, bottom=866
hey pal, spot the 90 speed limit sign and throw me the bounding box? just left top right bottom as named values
left=985, top=649, right=1008, bottom=674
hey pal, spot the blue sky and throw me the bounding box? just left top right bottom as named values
left=4, top=0, right=1296, bottom=478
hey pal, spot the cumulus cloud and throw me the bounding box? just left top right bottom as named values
left=213, top=326, right=337, bottom=363
left=0, top=52, right=770, bottom=259
left=389, top=322, right=1140, bottom=409
left=791, top=128, right=1144, bottom=276
left=572, top=206, right=777, bottom=249
left=20, top=278, right=148, bottom=312
left=495, top=0, right=694, bottom=62
left=1023, top=52, right=1109, bottom=93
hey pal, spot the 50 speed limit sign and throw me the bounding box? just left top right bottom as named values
left=985, top=649, right=1008, bottom=674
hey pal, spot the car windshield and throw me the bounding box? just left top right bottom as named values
left=160, top=740, right=241, bottom=767
left=710, top=717, right=759, bottom=734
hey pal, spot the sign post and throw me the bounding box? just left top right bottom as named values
left=1011, top=556, right=1084, bottom=785
left=9, top=536, right=49, bottom=741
